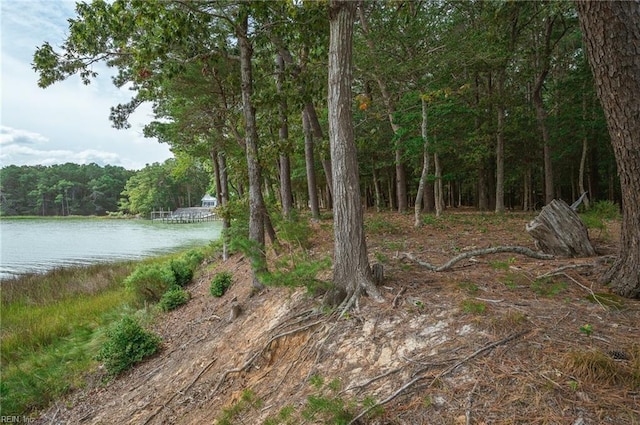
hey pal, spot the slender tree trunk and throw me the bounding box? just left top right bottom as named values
left=578, top=93, right=590, bottom=209
left=414, top=97, right=430, bottom=227
left=276, top=53, right=293, bottom=220
left=238, top=8, right=266, bottom=290
left=495, top=71, right=506, bottom=213
left=358, top=4, right=408, bottom=213
left=327, top=0, right=381, bottom=306
left=303, top=108, right=321, bottom=220
left=434, top=152, right=444, bottom=217
left=372, top=166, right=382, bottom=213
left=577, top=0, right=640, bottom=298
left=533, top=17, right=556, bottom=205
left=217, top=152, right=230, bottom=261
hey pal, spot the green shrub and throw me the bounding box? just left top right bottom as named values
left=183, top=248, right=205, bottom=268
left=158, top=285, right=190, bottom=311
left=589, top=200, right=621, bottom=220
left=97, top=315, right=161, bottom=376
left=124, top=263, right=176, bottom=304
left=210, top=271, right=233, bottom=297
left=169, top=258, right=194, bottom=287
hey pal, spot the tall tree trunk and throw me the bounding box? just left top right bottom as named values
left=327, top=0, right=381, bottom=307
left=276, top=53, right=293, bottom=220
left=578, top=92, right=590, bottom=209
left=372, top=166, right=382, bottom=213
left=217, top=152, right=230, bottom=261
left=434, top=152, right=444, bottom=217
left=303, top=108, right=321, bottom=220
left=495, top=100, right=506, bottom=213
left=533, top=17, right=556, bottom=205
left=414, top=97, right=430, bottom=227
left=576, top=0, right=640, bottom=298
left=358, top=4, right=408, bottom=213
left=238, top=8, right=266, bottom=290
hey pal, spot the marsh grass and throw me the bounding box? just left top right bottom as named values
left=0, top=262, right=139, bottom=415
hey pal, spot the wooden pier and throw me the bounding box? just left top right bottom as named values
left=151, top=207, right=219, bottom=223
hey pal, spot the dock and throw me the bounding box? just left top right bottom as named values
left=151, top=207, right=219, bottom=223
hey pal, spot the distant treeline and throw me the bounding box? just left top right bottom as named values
left=0, top=159, right=211, bottom=217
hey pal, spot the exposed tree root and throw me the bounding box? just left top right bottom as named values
left=348, top=329, right=530, bottom=424
left=403, top=246, right=554, bottom=271
left=214, top=319, right=325, bottom=392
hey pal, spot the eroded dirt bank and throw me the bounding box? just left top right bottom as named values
left=36, top=212, right=640, bottom=424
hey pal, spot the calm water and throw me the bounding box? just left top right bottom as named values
left=0, top=218, right=222, bottom=280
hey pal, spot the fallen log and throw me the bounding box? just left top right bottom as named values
left=525, top=199, right=596, bottom=258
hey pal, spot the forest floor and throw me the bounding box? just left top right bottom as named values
left=34, top=210, right=640, bottom=425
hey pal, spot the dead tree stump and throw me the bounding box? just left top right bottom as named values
left=526, top=199, right=596, bottom=258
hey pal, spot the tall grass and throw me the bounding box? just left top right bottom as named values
left=0, top=263, right=136, bottom=416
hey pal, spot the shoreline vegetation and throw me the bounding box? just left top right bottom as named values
left=0, top=244, right=217, bottom=416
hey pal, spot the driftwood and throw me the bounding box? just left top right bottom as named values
left=526, top=199, right=596, bottom=258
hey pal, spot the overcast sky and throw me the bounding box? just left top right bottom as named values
left=0, top=0, right=173, bottom=170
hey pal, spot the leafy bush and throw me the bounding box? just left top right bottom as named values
left=210, top=271, right=233, bottom=297
left=158, top=285, right=190, bottom=311
left=124, top=263, right=176, bottom=304
left=183, top=248, right=205, bottom=268
left=97, top=315, right=161, bottom=376
left=169, top=258, right=194, bottom=287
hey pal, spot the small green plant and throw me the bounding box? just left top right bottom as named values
left=579, top=324, right=593, bottom=337
left=210, top=271, right=233, bottom=297
left=217, top=389, right=262, bottom=425
left=96, top=315, right=161, bottom=376
left=260, top=255, right=331, bottom=294
left=490, top=260, right=510, bottom=270
left=158, top=285, right=190, bottom=311
left=458, top=281, right=479, bottom=294
left=124, top=263, right=176, bottom=304
left=460, top=299, right=486, bottom=314
left=568, top=380, right=579, bottom=391
left=531, top=278, right=567, bottom=297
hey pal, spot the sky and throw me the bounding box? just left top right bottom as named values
left=0, top=0, right=173, bottom=170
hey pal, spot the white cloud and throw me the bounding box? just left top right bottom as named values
left=0, top=126, right=49, bottom=146
left=0, top=0, right=173, bottom=170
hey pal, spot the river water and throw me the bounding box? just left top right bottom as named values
left=0, top=218, right=222, bottom=280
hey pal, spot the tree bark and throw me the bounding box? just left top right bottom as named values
left=238, top=8, right=267, bottom=290
left=414, top=97, right=430, bottom=227
left=303, top=108, right=321, bottom=220
left=434, top=152, right=444, bottom=217
left=576, top=0, right=640, bottom=298
left=276, top=53, right=293, bottom=220
left=327, top=0, right=382, bottom=306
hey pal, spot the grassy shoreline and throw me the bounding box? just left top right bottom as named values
left=0, top=245, right=213, bottom=417
left=0, top=262, right=138, bottom=416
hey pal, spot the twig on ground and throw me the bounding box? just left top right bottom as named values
left=465, top=380, right=479, bottom=425
left=392, top=287, right=406, bottom=307
left=536, top=263, right=595, bottom=279
left=403, top=247, right=553, bottom=272
left=348, top=329, right=530, bottom=425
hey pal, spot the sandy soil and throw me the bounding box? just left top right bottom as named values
left=35, top=211, right=639, bottom=424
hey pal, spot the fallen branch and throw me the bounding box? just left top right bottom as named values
left=403, top=246, right=553, bottom=272
left=348, top=329, right=530, bottom=424
left=536, top=263, right=595, bottom=279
